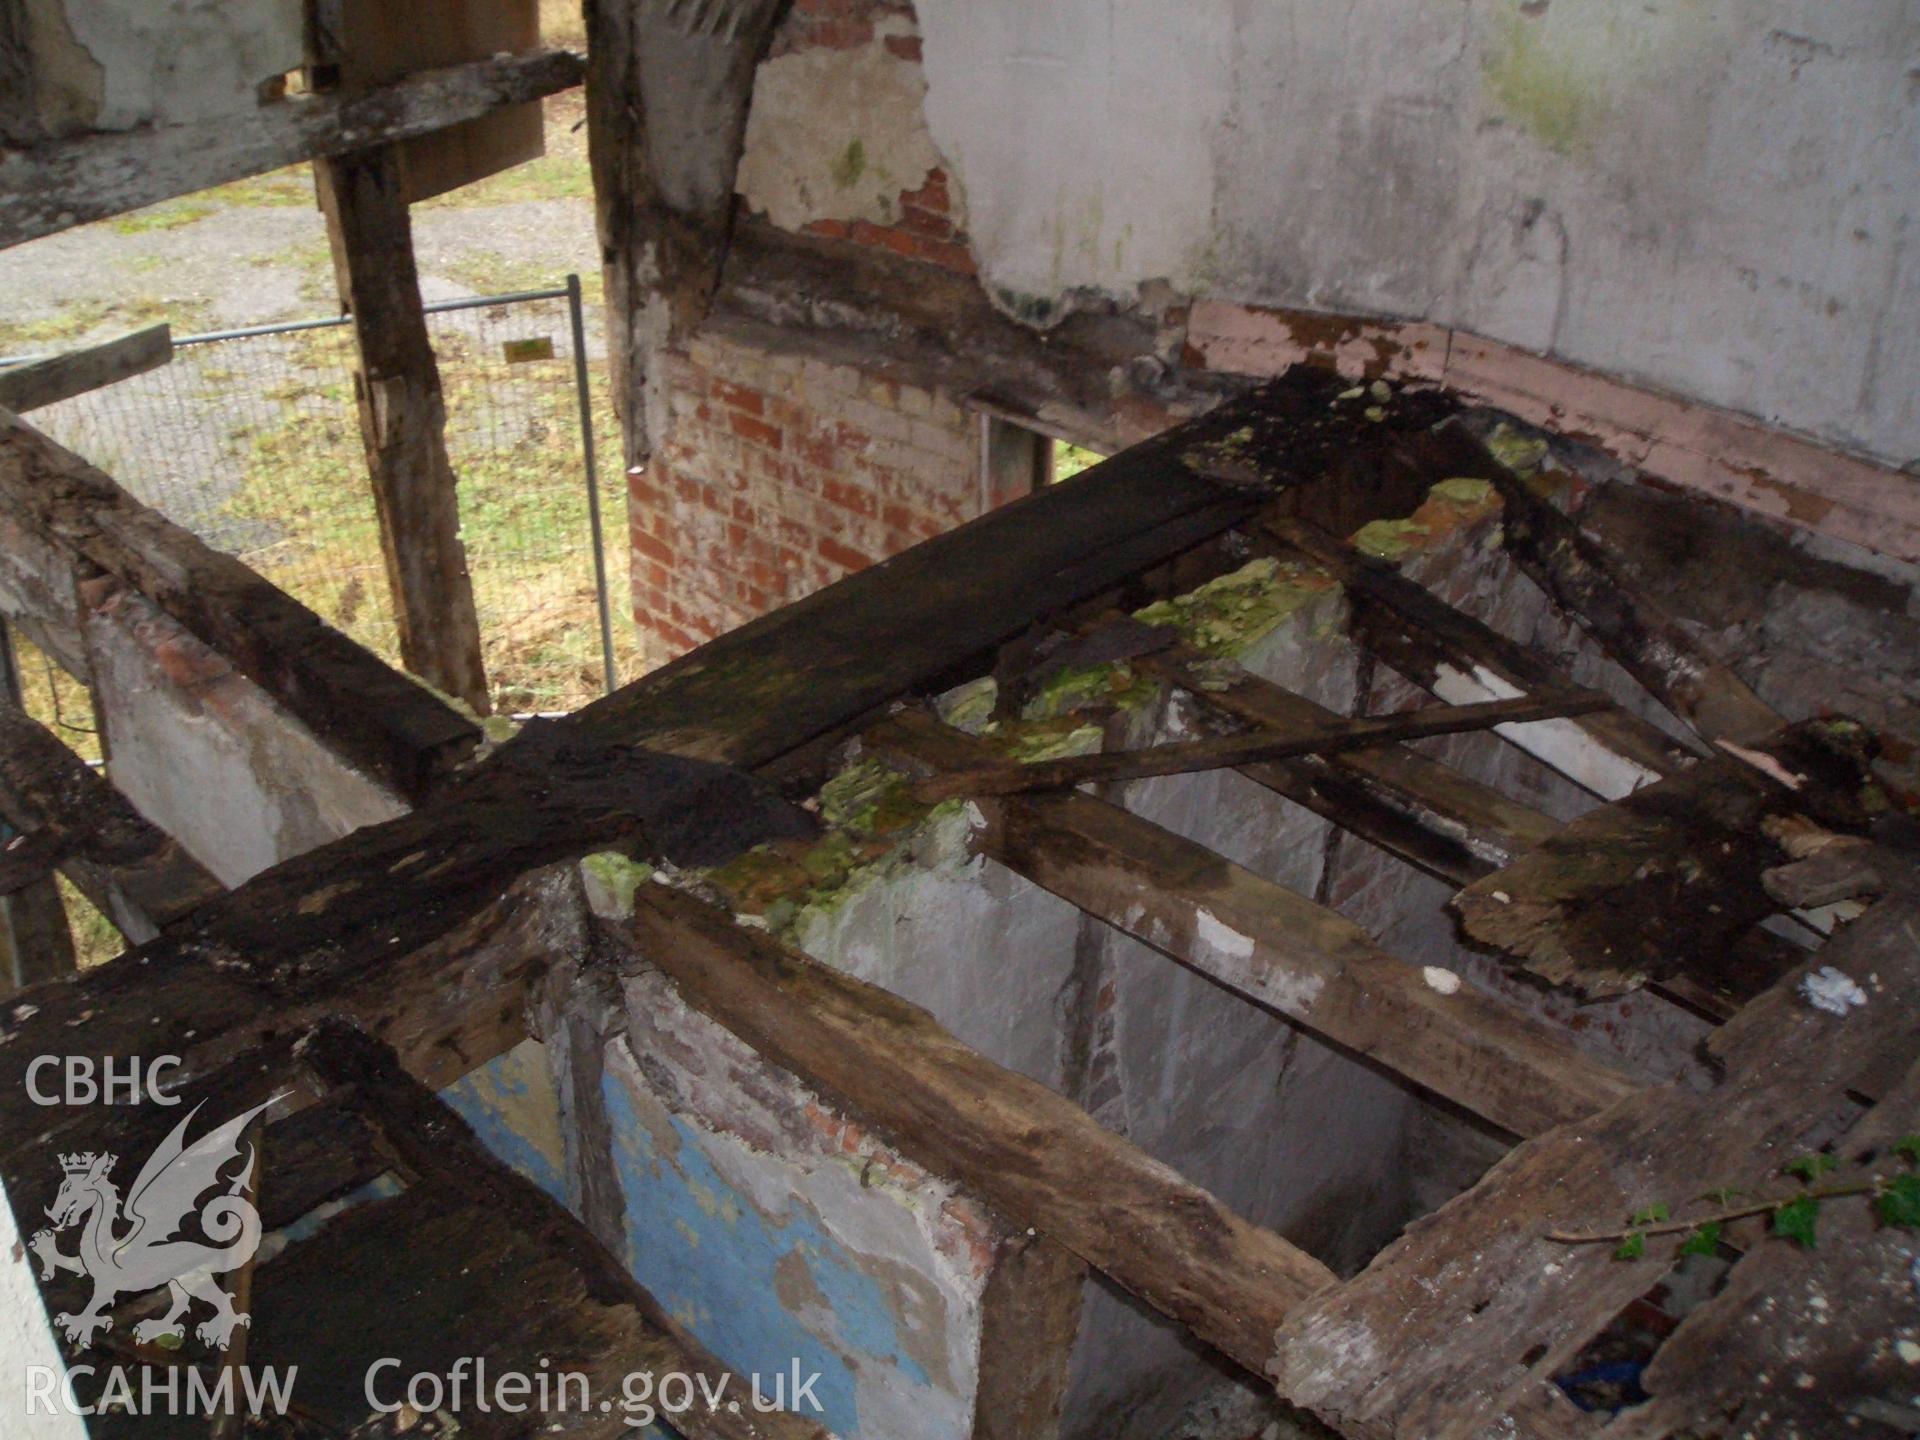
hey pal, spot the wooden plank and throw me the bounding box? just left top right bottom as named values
left=562, top=370, right=1459, bottom=768
left=0, top=697, right=223, bottom=943
left=318, top=143, right=491, bottom=714
left=1268, top=513, right=1693, bottom=798
left=971, top=1232, right=1086, bottom=1440
left=0, top=49, right=584, bottom=250
left=1270, top=894, right=1920, bottom=1440
left=873, top=711, right=1641, bottom=1139
left=0, top=325, right=171, bottom=413
left=1608, top=1052, right=1920, bottom=1439
left=1453, top=720, right=1875, bottom=998
left=1423, top=421, right=1787, bottom=748
left=331, top=0, right=543, bottom=204
left=614, top=882, right=1340, bottom=1378
left=909, top=691, right=1609, bottom=803
left=0, top=409, right=481, bottom=801
left=1139, top=649, right=1561, bottom=883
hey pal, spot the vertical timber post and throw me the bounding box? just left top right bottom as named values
left=317, top=145, right=492, bottom=715
left=0, top=619, right=75, bottom=992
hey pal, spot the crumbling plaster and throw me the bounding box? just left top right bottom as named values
left=910, top=0, right=1920, bottom=466
left=738, top=9, right=959, bottom=235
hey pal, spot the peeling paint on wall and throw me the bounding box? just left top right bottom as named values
left=604, top=976, right=994, bottom=1438
left=440, top=1038, right=569, bottom=1207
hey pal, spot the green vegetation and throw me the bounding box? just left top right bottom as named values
left=0, top=295, right=209, bottom=356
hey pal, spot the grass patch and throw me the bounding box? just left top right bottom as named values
left=0, top=295, right=211, bottom=356
left=108, top=165, right=315, bottom=235
left=420, top=92, right=592, bottom=212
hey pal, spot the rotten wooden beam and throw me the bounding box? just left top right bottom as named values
left=0, top=324, right=171, bottom=413
left=1270, top=894, right=1920, bottom=1439
left=0, top=409, right=480, bottom=801
left=1268, top=512, right=1693, bottom=797
left=1453, top=719, right=1877, bottom=998
left=0, top=50, right=585, bottom=249
left=318, top=143, right=490, bottom=714
left=874, top=710, right=1642, bottom=1139
left=1138, top=649, right=1562, bottom=884
left=909, top=690, right=1608, bottom=804
left=613, top=882, right=1340, bottom=1378
left=1424, top=420, right=1787, bottom=749
left=0, top=697, right=223, bottom=943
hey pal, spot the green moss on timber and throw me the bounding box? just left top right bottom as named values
left=937, top=676, right=998, bottom=735
left=1003, top=720, right=1105, bottom=763
left=1353, top=517, right=1430, bottom=561
left=1133, top=557, right=1337, bottom=658
left=1429, top=477, right=1496, bottom=506
left=1486, top=423, right=1552, bottom=476
left=581, top=851, right=654, bottom=917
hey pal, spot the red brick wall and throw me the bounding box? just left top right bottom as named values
left=630, top=332, right=1025, bottom=665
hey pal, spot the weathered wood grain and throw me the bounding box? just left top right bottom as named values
left=0, top=50, right=585, bottom=249
left=0, top=408, right=480, bottom=800
left=614, top=882, right=1340, bottom=1376
left=1453, top=720, right=1876, bottom=997
left=1270, top=895, right=1920, bottom=1440
left=0, top=697, right=223, bottom=943
left=0, top=325, right=171, bottom=412
left=1269, top=513, right=1692, bottom=797
left=910, top=691, right=1607, bottom=803
left=319, top=143, right=490, bottom=714
left=876, top=711, right=1641, bottom=1139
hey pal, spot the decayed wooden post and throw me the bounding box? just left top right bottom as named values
left=317, top=145, right=491, bottom=715
left=0, top=620, right=75, bottom=991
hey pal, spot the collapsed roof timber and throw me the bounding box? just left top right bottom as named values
left=1, top=5, right=1918, bottom=1440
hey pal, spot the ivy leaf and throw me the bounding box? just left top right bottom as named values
left=1615, top=1231, right=1647, bottom=1261
left=1629, top=1202, right=1670, bottom=1227
left=1678, top=1221, right=1723, bottom=1258
left=1877, top=1173, right=1920, bottom=1229
left=1893, top=1136, right=1920, bottom=1165
left=1773, top=1195, right=1820, bottom=1248
left=1784, top=1153, right=1837, bottom=1183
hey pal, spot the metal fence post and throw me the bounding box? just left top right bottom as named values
left=566, top=273, right=617, bottom=696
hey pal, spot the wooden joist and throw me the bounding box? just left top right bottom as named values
left=1269, top=513, right=1692, bottom=798
left=1139, top=649, right=1562, bottom=884
left=0, top=409, right=481, bottom=801
left=1425, top=421, right=1787, bottom=749
left=909, top=691, right=1607, bottom=804
left=563, top=370, right=1460, bottom=769
left=0, top=325, right=171, bottom=412
left=0, top=698, right=223, bottom=943
left=875, top=710, right=1642, bottom=1138
left=1270, top=893, right=1920, bottom=1439
left=1453, top=719, right=1876, bottom=999
left=614, top=882, right=1340, bottom=1377
left=0, top=50, right=586, bottom=250
left=319, top=144, right=490, bottom=714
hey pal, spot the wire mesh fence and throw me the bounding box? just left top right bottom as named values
left=10, top=280, right=634, bottom=716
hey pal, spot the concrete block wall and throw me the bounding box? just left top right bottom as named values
left=634, top=331, right=1000, bottom=665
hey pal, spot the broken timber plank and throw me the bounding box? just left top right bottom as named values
left=909, top=690, right=1608, bottom=804
left=1270, top=894, right=1920, bottom=1440
left=1139, top=649, right=1562, bottom=883
left=0, top=409, right=480, bottom=801
left=319, top=143, right=491, bottom=714
left=612, top=882, right=1340, bottom=1378
left=874, top=710, right=1641, bottom=1138
left=560, top=369, right=1460, bottom=769
left=0, top=697, right=223, bottom=943
left=0, top=50, right=586, bottom=250
left=0, top=324, right=171, bottom=413
left=1607, top=1050, right=1920, bottom=1438
left=1269, top=513, right=1693, bottom=798
left=1454, top=719, right=1877, bottom=998
left=1425, top=420, right=1787, bottom=749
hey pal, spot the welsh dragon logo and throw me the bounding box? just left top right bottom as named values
left=27, top=1098, right=273, bottom=1351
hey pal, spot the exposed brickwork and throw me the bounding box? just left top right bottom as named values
left=801, top=165, right=976, bottom=275
left=630, top=332, right=1014, bottom=665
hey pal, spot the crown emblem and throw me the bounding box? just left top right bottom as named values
left=58, top=1152, right=102, bottom=1174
